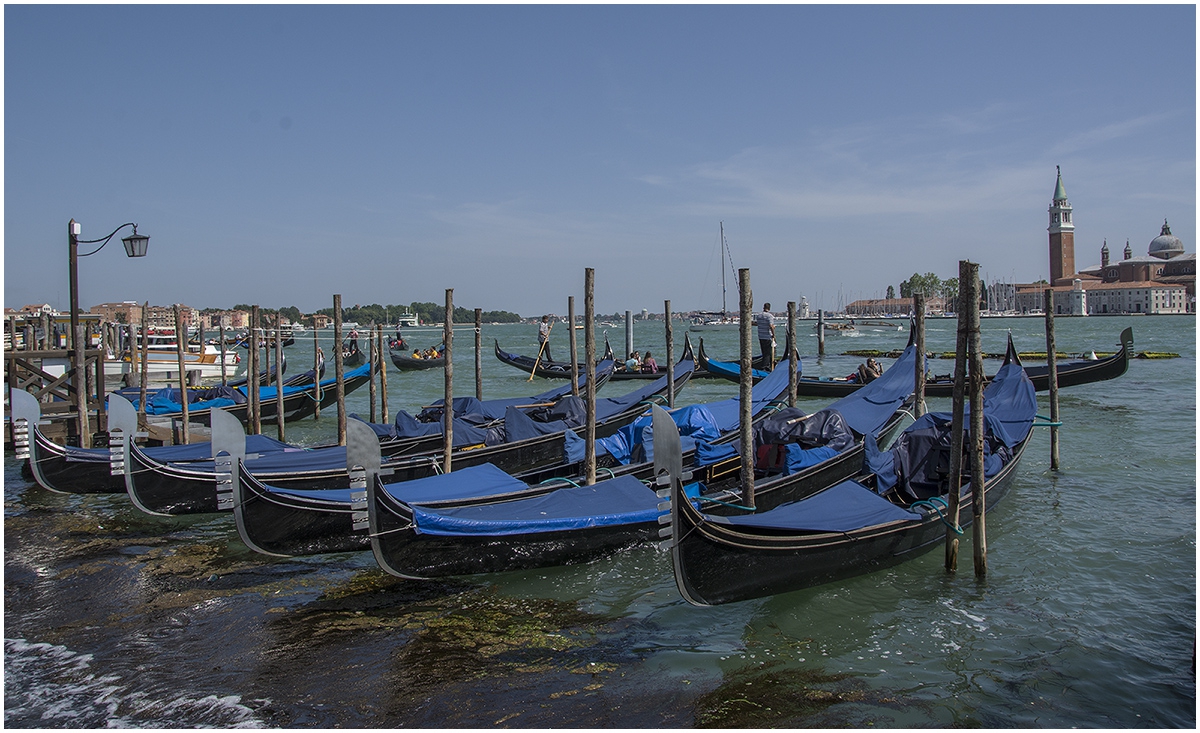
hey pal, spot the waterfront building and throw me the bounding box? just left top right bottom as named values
left=1014, top=169, right=1194, bottom=314
left=89, top=301, right=143, bottom=324
left=845, top=296, right=946, bottom=317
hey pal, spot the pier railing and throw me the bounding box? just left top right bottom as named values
left=5, top=347, right=108, bottom=446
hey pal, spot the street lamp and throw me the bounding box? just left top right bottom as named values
left=67, top=218, right=149, bottom=448
left=68, top=218, right=150, bottom=351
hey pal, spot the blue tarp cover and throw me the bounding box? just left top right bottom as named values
left=411, top=474, right=660, bottom=536
left=595, top=403, right=721, bottom=464
left=133, top=362, right=372, bottom=415
left=382, top=462, right=531, bottom=506
left=69, top=433, right=302, bottom=465
left=864, top=354, right=1036, bottom=498
left=824, top=345, right=916, bottom=437
left=706, top=479, right=920, bottom=533
left=418, top=359, right=615, bottom=423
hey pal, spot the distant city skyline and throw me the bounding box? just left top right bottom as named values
left=4, top=5, right=1195, bottom=318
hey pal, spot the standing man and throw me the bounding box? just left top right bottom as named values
left=537, top=315, right=553, bottom=363
left=756, top=303, right=775, bottom=367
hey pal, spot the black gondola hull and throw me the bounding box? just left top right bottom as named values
left=670, top=437, right=1029, bottom=605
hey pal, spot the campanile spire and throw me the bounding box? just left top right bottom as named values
left=1048, top=166, right=1076, bottom=284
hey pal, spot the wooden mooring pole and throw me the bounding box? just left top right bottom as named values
left=249, top=306, right=261, bottom=435
left=945, top=264, right=971, bottom=572
left=274, top=319, right=285, bottom=442
left=965, top=263, right=987, bottom=577
left=443, top=289, right=454, bottom=472
left=1044, top=288, right=1060, bottom=470
left=568, top=296, right=579, bottom=398
left=333, top=295, right=346, bottom=446
left=787, top=301, right=798, bottom=408
left=219, top=323, right=228, bottom=385
left=914, top=292, right=927, bottom=417
left=313, top=325, right=322, bottom=420
left=368, top=320, right=378, bottom=424
left=173, top=304, right=190, bottom=444
left=664, top=300, right=674, bottom=409
left=817, top=308, right=825, bottom=357
left=474, top=308, right=483, bottom=401
left=584, top=268, right=596, bottom=485
left=138, top=303, right=149, bottom=430
left=738, top=268, right=755, bottom=509
left=378, top=324, right=389, bottom=424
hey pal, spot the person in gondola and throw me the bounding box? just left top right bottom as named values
left=756, top=303, right=775, bottom=368
left=537, top=315, right=553, bottom=362
left=641, top=351, right=658, bottom=374
left=393, top=331, right=407, bottom=351
left=852, top=357, right=882, bottom=383
left=349, top=329, right=359, bottom=352
left=624, top=351, right=641, bottom=372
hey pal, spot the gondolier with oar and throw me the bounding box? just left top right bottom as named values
left=537, top=315, right=553, bottom=363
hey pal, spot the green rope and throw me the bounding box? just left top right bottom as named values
left=698, top=495, right=757, bottom=512
left=911, top=497, right=962, bottom=534
left=539, top=477, right=580, bottom=488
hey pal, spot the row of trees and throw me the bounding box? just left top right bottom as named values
left=898, top=272, right=960, bottom=302
left=315, top=302, right=522, bottom=326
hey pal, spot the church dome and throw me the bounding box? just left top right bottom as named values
left=1149, top=220, right=1184, bottom=259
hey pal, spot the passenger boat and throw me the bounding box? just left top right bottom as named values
left=388, top=343, right=444, bottom=370
left=105, top=327, right=241, bottom=381
left=341, top=339, right=364, bottom=367
left=660, top=334, right=1037, bottom=606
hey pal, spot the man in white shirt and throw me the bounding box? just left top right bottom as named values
left=756, top=303, right=775, bottom=367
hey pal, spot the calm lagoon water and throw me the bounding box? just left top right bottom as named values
left=5, top=314, right=1194, bottom=727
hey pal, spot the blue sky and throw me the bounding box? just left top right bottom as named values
left=5, top=4, right=1195, bottom=318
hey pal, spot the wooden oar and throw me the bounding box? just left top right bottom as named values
left=527, top=321, right=554, bottom=381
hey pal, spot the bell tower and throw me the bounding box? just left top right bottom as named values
left=1048, top=166, right=1075, bottom=284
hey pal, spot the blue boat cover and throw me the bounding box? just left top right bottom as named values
left=417, top=359, right=615, bottom=423
left=592, top=359, right=693, bottom=422
left=865, top=355, right=1036, bottom=498
left=242, top=444, right=348, bottom=474
left=705, top=355, right=768, bottom=381
left=706, top=479, right=920, bottom=533
left=410, top=474, right=661, bottom=537
left=381, top=462, right=531, bottom=506
left=702, top=361, right=794, bottom=434
left=131, top=362, right=373, bottom=415
left=824, top=344, right=916, bottom=437
left=67, top=432, right=301, bottom=464
left=982, top=359, right=1037, bottom=447
left=595, top=403, right=721, bottom=464
left=501, top=406, right=585, bottom=464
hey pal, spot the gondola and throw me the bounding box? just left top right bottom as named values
left=696, top=337, right=771, bottom=383
left=125, top=358, right=692, bottom=517
left=11, top=356, right=324, bottom=496
left=120, top=361, right=373, bottom=428
left=341, top=340, right=363, bottom=367
left=388, top=343, right=444, bottom=370
left=493, top=336, right=619, bottom=379
left=235, top=357, right=788, bottom=558
left=361, top=344, right=918, bottom=579
left=8, top=389, right=301, bottom=496
left=794, top=327, right=1133, bottom=399
left=660, top=333, right=1038, bottom=606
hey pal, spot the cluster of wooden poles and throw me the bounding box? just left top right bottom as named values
left=117, top=262, right=1066, bottom=578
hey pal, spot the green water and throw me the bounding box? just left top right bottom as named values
left=5, top=315, right=1194, bottom=727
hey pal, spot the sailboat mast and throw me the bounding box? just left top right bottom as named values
left=720, top=221, right=727, bottom=317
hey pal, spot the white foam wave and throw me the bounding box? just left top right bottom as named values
left=4, top=638, right=266, bottom=728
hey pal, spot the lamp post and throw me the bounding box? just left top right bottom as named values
left=68, top=219, right=149, bottom=446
